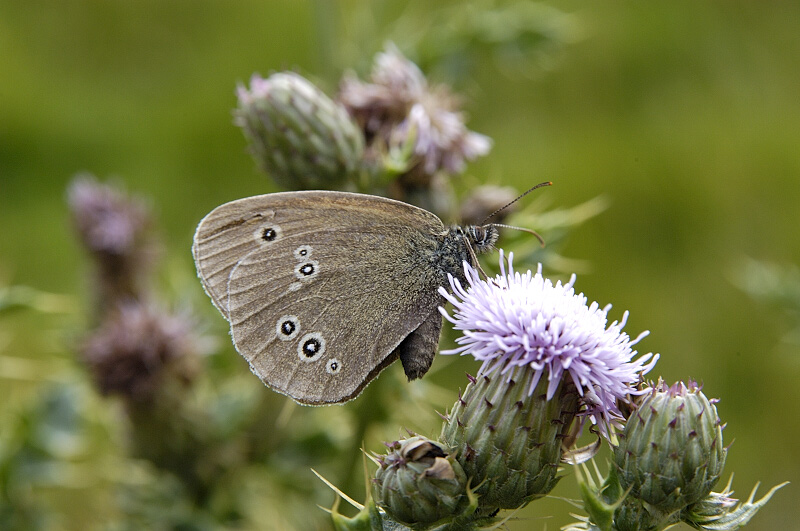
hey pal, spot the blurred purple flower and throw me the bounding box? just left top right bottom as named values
left=68, top=175, right=150, bottom=257
left=339, top=44, right=491, bottom=178
left=80, top=303, right=199, bottom=402
left=439, top=251, right=659, bottom=437
left=67, top=175, right=157, bottom=312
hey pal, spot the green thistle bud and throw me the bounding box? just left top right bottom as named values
left=373, top=436, right=469, bottom=526
left=440, top=366, right=579, bottom=512
left=235, top=72, right=364, bottom=190
left=613, top=380, right=726, bottom=515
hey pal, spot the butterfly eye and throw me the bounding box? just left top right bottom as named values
left=469, top=225, right=498, bottom=251
left=254, top=224, right=282, bottom=244
left=298, top=333, right=326, bottom=362
left=276, top=315, right=300, bottom=341
left=325, top=358, right=342, bottom=375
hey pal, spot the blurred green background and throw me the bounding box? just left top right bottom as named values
left=1, top=1, right=797, bottom=529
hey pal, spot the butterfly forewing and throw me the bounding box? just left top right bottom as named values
left=193, top=191, right=451, bottom=404
left=192, top=197, right=280, bottom=318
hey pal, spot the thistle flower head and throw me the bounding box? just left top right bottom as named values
left=439, top=251, right=659, bottom=437
left=68, top=175, right=151, bottom=258
left=339, top=44, right=491, bottom=179
left=67, top=175, right=157, bottom=312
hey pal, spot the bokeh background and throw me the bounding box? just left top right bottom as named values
left=1, top=1, right=798, bottom=529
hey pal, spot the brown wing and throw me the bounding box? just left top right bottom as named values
left=193, top=191, right=450, bottom=404
left=193, top=191, right=440, bottom=317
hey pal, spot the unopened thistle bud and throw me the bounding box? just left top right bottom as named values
left=569, top=386, right=785, bottom=531
left=613, top=380, right=726, bottom=515
left=373, top=436, right=469, bottom=526
left=235, top=72, right=364, bottom=190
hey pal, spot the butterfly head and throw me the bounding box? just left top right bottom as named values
left=464, top=224, right=500, bottom=254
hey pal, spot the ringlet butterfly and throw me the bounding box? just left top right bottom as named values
left=192, top=187, right=546, bottom=405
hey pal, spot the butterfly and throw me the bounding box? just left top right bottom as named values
left=192, top=187, right=546, bottom=404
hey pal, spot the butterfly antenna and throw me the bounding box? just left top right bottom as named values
left=480, top=181, right=552, bottom=225
left=491, top=223, right=546, bottom=247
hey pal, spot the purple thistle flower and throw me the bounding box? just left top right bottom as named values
left=438, top=251, right=658, bottom=437
left=80, top=302, right=200, bottom=402
left=68, top=175, right=151, bottom=258
left=67, top=175, right=157, bottom=315
left=339, top=44, right=491, bottom=179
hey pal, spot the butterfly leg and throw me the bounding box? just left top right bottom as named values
left=397, top=308, right=443, bottom=381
